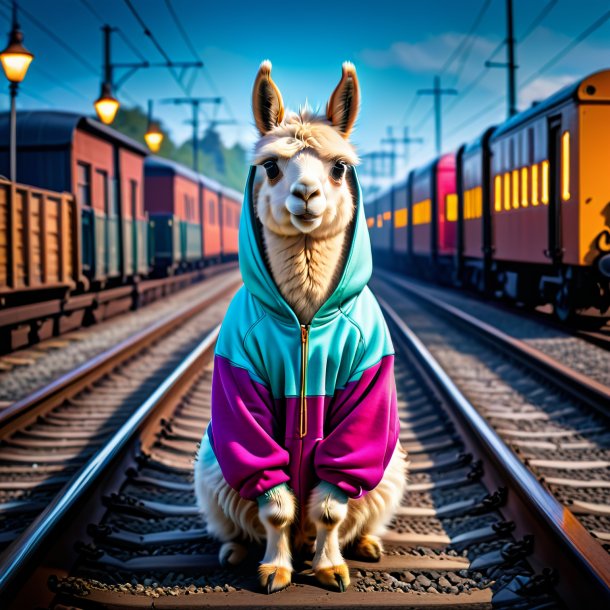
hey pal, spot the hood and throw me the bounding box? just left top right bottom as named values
left=238, top=165, right=372, bottom=326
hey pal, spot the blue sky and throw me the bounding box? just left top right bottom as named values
left=2, top=0, right=610, bottom=186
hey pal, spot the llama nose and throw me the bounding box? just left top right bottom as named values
left=291, top=183, right=321, bottom=203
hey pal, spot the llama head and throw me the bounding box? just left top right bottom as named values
left=252, top=61, right=360, bottom=239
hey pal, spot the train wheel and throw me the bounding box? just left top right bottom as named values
left=553, top=283, right=573, bottom=322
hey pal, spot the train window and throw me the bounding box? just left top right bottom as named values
left=367, top=217, right=374, bottom=228
left=509, top=139, right=515, bottom=169
left=503, top=172, right=510, bottom=211
left=521, top=167, right=528, bottom=207
left=531, top=164, right=539, bottom=206
left=528, top=128, right=535, bottom=166
left=383, top=211, right=391, bottom=221
left=77, top=162, right=91, bottom=207
left=412, top=199, right=431, bottom=225
left=377, top=214, right=383, bottom=227
left=97, top=169, right=112, bottom=216
left=209, top=199, right=216, bottom=224
left=562, top=131, right=570, bottom=201
left=475, top=186, right=482, bottom=218
left=446, top=194, right=458, bottom=221
left=511, top=169, right=519, bottom=209
left=541, top=160, right=550, bottom=204
left=395, top=208, right=408, bottom=227
left=494, top=175, right=502, bottom=212
left=130, top=180, right=138, bottom=220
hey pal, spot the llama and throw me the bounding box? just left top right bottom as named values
left=194, top=61, right=407, bottom=593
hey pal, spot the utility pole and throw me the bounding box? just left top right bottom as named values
left=417, top=76, right=457, bottom=156
left=486, top=0, right=518, bottom=118
left=381, top=126, right=424, bottom=174
left=162, top=97, right=222, bottom=172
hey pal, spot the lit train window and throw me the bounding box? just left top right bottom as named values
left=446, top=193, right=458, bottom=221
left=503, top=172, right=510, bottom=211
left=412, top=199, right=431, bottom=225
left=512, top=170, right=519, bottom=209
left=531, top=164, right=539, bottom=206
left=541, top=160, right=549, bottom=204
left=395, top=208, right=408, bottom=228
left=521, top=167, right=528, bottom=207
left=367, top=217, right=374, bottom=228
left=562, top=131, right=570, bottom=201
left=494, top=175, right=502, bottom=212
left=475, top=186, right=482, bottom=218
left=383, top=211, right=391, bottom=220
left=377, top=214, right=383, bottom=227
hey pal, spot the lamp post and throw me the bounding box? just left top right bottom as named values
left=94, top=25, right=119, bottom=124
left=93, top=25, right=202, bottom=126
left=144, top=100, right=163, bottom=152
left=0, top=1, right=33, bottom=183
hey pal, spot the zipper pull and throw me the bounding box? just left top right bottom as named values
left=301, top=325, right=308, bottom=343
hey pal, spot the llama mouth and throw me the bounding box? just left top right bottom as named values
left=294, top=213, right=319, bottom=222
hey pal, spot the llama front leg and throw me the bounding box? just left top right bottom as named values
left=308, top=482, right=350, bottom=592
left=257, top=484, right=296, bottom=593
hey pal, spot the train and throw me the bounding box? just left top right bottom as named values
left=366, top=69, right=610, bottom=320
left=0, top=110, right=241, bottom=349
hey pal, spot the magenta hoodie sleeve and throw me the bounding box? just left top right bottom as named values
left=208, top=355, right=291, bottom=500
left=314, top=355, right=399, bottom=499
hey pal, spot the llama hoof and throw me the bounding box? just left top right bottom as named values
left=352, top=534, right=382, bottom=561
left=259, top=565, right=291, bottom=593
left=314, top=564, right=350, bottom=592
left=219, top=542, right=247, bottom=567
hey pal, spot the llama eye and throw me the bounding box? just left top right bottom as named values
left=330, top=160, right=346, bottom=182
left=263, top=160, right=280, bottom=180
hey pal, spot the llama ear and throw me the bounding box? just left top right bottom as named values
left=326, top=62, right=360, bottom=139
left=252, top=60, right=285, bottom=136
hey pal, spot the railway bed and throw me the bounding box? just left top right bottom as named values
left=372, top=276, right=610, bottom=559
left=10, top=304, right=610, bottom=607
left=0, top=273, right=241, bottom=602
left=0, top=267, right=241, bottom=405
left=1, top=277, right=608, bottom=607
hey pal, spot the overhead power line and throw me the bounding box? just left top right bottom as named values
left=441, top=0, right=492, bottom=75
left=521, top=8, right=610, bottom=88
left=163, top=0, right=200, bottom=61
left=1, top=0, right=97, bottom=74
left=446, top=0, right=558, bottom=116
left=520, top=0, right=558, bottom=43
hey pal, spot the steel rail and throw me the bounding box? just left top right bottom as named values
left=377, top=270, right=610, bottom=416
left=0, top=272, right=241, bottom=438
left=378, top=295, right=610, bottom=605
left=0, top=322, right=220, bottom=598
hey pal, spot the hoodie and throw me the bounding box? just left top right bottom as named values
left=206, top=166, right=399, bottom=507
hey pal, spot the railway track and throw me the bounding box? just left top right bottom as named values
left=1, top=269, right=607, bottom=607
left=0, top=269, right=241, bottom=601
left=4, top=295, right=608, bottom=607
left=373, top=275, right=610, bottom=591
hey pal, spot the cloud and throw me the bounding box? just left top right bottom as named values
left=360, top=33, right=498, bottom=76
left=519, top=75, right=576, bottom=109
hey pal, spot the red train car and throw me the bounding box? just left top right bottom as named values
left=219, top=184, right=241, bottom=261
left=144, top=157, right=202, bottom=273
left=409, top=152, right=457, bottom=278
left=0, top=111, right=149, bottom=286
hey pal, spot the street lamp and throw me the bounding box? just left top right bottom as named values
left=0, top=1, right=33, bottom=182
left=94, top=26, right=119, bottom=125
left=144, top=100, right=163, bottom=152
left=94, top=81, right=119, bottom=125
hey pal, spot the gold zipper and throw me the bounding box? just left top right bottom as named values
left=299, top=324, right=309, bottom=438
